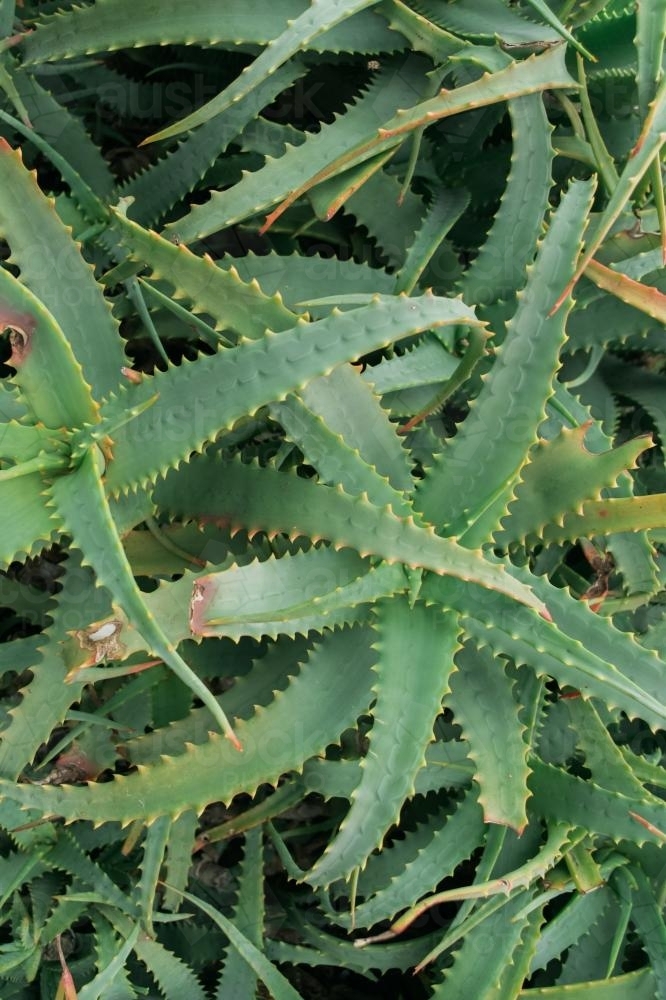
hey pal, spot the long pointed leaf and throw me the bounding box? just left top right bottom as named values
left=154, top=455, right=549, bottom=614
left=0, top=626, right=376, bottom=822
left=103, top=292, right=484, bottom=495
left=48, top=451, right=242, bottom=747
left=306, top=597, right=461, bottom=886
left=145, top=0, right=382, bottom=144
left=0, top=139, right=123, bottom=402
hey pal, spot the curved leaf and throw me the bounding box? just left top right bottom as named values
left=0, top=625, right=376, bottom=822
left=0, top=139, right=123, bottom=403
left=305, top=597, right=461, bottom=887
left=145, top=0, right=383, bottom=144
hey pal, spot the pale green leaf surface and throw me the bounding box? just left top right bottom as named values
left=0, top=140, right=123, bottom=402
left=0, top=626, right=376, bottom=822
left=306, top=598, right=461, bottom=886
left=448, top=642, right=530, bottom=831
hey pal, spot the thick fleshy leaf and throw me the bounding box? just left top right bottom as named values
left=305, top=597, right=461, bottom=886
left=0, top=139, right=123, bottom=402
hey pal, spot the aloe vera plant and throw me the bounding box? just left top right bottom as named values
left=1, top=1, right=666, bottom=997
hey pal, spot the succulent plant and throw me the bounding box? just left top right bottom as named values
left=1, top=1, right=666, bottom=997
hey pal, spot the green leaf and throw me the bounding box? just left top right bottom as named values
left=78, top=923, right=141, bottom=1000
left=415, top=178, right=596, bottom=543
left=517, top=969, right=656, bottom=999
left=529, top=762, right=666, bottom=846
left=413, top=0, right=561, bottom=45
left=0, top=259, right=97, bottom=428
left=175, top=886, right=304, bottom=1000
left=111, top=209, right=299, bottom=342
left=189, top=547, right=406, bottom=641
left=630, top=867, right=666, bottom=1000
left=456, top=51, right=554, bottom=315
left=215, top=828, right=264, bottom=1000
left=145, top=0, right=383, bottom=143
left=348, top=789, right=485, bottom=930
left=154, top=455, right=549, bottom=614
left=0, top=473, right=58, bottom=564
left=0, top=139, right=123, bottom=403
left=21, top=0, right=401, bottom=65
left=394, top=187, right=470, bottom=295
left=553, top=70, right=666, bottom=306
left=448, top=642, right=530, bottom=832
left=636, top=0, right=666, bottom=120
left=0, top=848, right=47, bottom=910
left=584, top=257, right=666, bottom=323
left=344, top=160, right=426, bottom=270
left=542, top=493, right=666, bottom=543
left=564, top=698, right=653, bottom=801
left=308, top=146, right=398, bottom=222
left=295, top=364, right=414, bottom=493
left=125, top=635, right=313, bottom=766
left=521, top=0, right=596, bottom=59
left=0, top=625, right=376, bottom=822
left=430, top=891, right=543, bottom=998
left=136, top=816, right=171, bottom=934
left=2, top=60, right=114, bottom=197
left=362, top=336, right=459, bottom=396
left=497, top=424, right=649, bottom=545
left=267, top=921, right=440, bottom=975
left=602, top=356, right=666, bottom=447
left=228, top=251, right=395, bottom=310
left=259, top=45, right=577, bottom=232
left=0, top=420, right=59, bottom=464
left=121, top=60, right=307, bottom=228
left=529, top=885, right=617, bottom=975
left=273, top=390, right=413, bottom=514
left=380, top=0, right=467, bottom=62
left=161, top=811, right=198, bottom=913
left=103, top=291, right=484, bottom=495
left=164, top=58, right=428, bottom=245
left=133, top=938, right=207, bottom=1000
left=0, top=556, right=105, bottom=780
left=305, top=598, right=461, bottom=886
left=48, top=827, right=137, bottom=916
left=422, top=570, right=666, bottom=730
left=115, top=216, right=415, bottom=506
left=302, top=738, right=474, bottom=804
left=48, top=449, right=242, bottom=747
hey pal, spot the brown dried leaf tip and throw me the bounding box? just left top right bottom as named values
left=0, top=306, right=36, bottom=366
left=190, top=576, right=213, bottom=636
left=73, top=619, right=125, bottom=664
left=43, top=746, right=103, bottom=786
